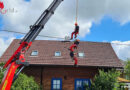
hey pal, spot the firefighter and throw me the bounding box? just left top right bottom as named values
left=69, top=42, right=79, bottom=67
left=71, top=23, right=79, bottom=40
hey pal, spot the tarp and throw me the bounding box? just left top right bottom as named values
left=118, top=77, right=130, bottom=83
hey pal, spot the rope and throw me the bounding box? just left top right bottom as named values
left=75, top=0, right=79, bottom=24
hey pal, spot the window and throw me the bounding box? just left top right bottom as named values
left=31, top=50, right=38, bottom=56
left=75, top=79, right=91, bottom=90
left=51, top=78, right=62, bottom=90
left=78, top=52, right=85, bottom=57
left=55, top=51, right=61, bottom=57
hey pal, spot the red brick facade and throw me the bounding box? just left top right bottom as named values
left=23, top=66, right=98, bottom=90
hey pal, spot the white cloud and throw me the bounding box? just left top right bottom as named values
left=106, top=0, right=130, bottom=24
left=1, top=0, right=96, bottom=39
left=0, top=36, right=15, bottom=57
left=0, top=31, right=16, bottom=57
left=111, top=41, right=130, bottom=60
left=1, top=0, right=130, bottom=39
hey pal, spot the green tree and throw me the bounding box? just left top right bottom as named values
left=11, top=74, right=40, bottom=90
left=125, top=59, right=130, bottom=80
left=0, top=63, right=40, bottom=90
left=87, top=69, right=120, bottom=90
left=0, top=63, right=6, bottom=83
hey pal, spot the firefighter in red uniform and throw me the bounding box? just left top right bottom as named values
left=69, top=39, right=80, bottom=66
left=71, top=23, right=79, bottom=40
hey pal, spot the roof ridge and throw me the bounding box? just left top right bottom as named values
left=14, top=39, right=110, bottom=44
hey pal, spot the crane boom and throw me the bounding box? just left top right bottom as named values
left=22, top=0, right=63, bottom=43
left=0, top=0, right=63, bottom=89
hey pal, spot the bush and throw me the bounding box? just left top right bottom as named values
left=11, top=74, right=40, bottom=90
left=0, top=63, right=6, bottom=84
left=0, top=63, right=40, bottom=90
left=87, top=69, right=120, bottom=90
left=125, top=59, right=130, bottom=80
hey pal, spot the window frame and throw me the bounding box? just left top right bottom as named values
left=51, top=78, right=62, bottom=90
left=30, top=50, right=38, bottom=56
left=54, top=51, right=61, bottom=57
left=78, top=52, right=85, bottom=58
left=74, top=78, right=91, bottom=90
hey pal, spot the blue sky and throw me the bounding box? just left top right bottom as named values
left=0, top=16, right=3, bottom=29
left=80, top=16, right=130, bottom=42
left=24, top=0, right=30, bottom=2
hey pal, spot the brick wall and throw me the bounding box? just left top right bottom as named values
left=23, top=66, right=42, bottom=85
left=23, top=66, right=98, bottom=90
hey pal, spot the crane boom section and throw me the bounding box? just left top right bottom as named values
left=23, top=0, right=63, bottom=43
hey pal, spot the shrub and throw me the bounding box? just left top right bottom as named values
left=87, top=69, right=120, bottom=90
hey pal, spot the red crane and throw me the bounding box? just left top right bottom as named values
left=0, top=0, right=63, bottom=89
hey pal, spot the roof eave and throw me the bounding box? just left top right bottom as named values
left=29, top=64, right=124, bottom=69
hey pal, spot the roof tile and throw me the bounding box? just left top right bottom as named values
left=0, top=39, right=123, bottom=68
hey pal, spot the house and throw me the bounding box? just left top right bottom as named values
left=0, top=39, right=123, bottom=90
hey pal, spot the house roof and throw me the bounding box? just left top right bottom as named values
left=0, top=39, right=123, bottom=68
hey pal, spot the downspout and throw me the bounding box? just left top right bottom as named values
left=40, top=67, right=43, bottom=89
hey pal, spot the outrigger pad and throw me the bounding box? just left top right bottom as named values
left=16, top=60, right=29, bottom=66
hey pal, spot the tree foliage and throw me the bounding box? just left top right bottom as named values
left=11, top=74, right=40, bottom=90
left=0, top=63, right=40, bottom=90
left=87, top=69, right=120, bottom=90
left=125, top=59, right=130, bottom=80
left=0, top=63, right=5, bottom=84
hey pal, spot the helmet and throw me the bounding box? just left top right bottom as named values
left=75, top=23, right=78, bottom=26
